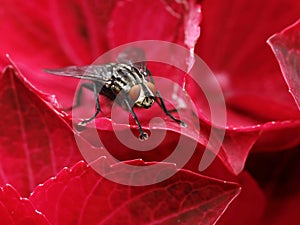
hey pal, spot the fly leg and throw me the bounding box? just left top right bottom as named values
left=123, top=99, right=148, bottom=141
left=78, top=82, right=101, bottom=126
left=155, top=94, right=186, bottom=127
left=146, top=69, right=186, bottom=127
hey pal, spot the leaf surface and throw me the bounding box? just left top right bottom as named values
left=30, top=159, right=241, bottom=225
left=0, top=64, right=82, bottom=196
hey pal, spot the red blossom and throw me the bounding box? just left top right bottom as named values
left=268, top=19, right=300, bottom=110
left=246, top=147, right=300, bottom=225
left=196, top=0, right=300, bottom=152
left=0, top=0, right=299, bottom=225
left=196, top=0, right=300, bottom=224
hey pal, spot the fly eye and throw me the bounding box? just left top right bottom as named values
left=129, top=85, right=141, bottom=102
left=146, top=82, right=156, bottom=95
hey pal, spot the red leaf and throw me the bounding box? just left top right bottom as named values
left=0, top=63, right=82, bottom=196
left=267, top=19, right=300, bottom=110
left=30, top=159, right=240, bottom=225
left=0, top=184, right=50, bottom=225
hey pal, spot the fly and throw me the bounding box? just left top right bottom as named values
left=45, top=48, right=186, bottom=140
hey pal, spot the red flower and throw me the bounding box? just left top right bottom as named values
left=196, top=0, right=300, bottom=152
left=0, top=0, right=299, bottom=224
left=195, top=1, right=300, bottom=224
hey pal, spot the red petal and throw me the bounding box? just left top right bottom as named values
left=0, top=0, right=116, bottom=66
left=69, top=97, right=252, bottom=176
left=267, top=19, right=300, bottom=110
left=253, top=120, right=300, bottom=151
left=195, top=0, right=300, bottom=151
left=0, top=63, right=82, bottom=196
left=30, top=159, right=241, bottom=225
left=60, top=55, right=252, bottom=175
left=220, top=129, right=260, bottom=174
left=108, top=0, right=201, bottom=49
left=217, top=172, right=266, bottom=225
left=0, top=184, right=50, bottom=225
left=260, top=191, right=300, bottom=225
left=0, top=0, right=117, bottom=105
left=246, top=147, right=300, bottom=225
left=197, top=0, right=300, bottom=119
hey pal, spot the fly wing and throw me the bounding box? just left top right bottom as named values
left=116, top=47, right=147, bottom=74
left=44, top=64, right=116, bottom=82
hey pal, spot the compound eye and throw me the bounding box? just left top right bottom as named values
left=129, top=85, right=141, bottom=102
left=146, top=82, right=157, bottom=95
